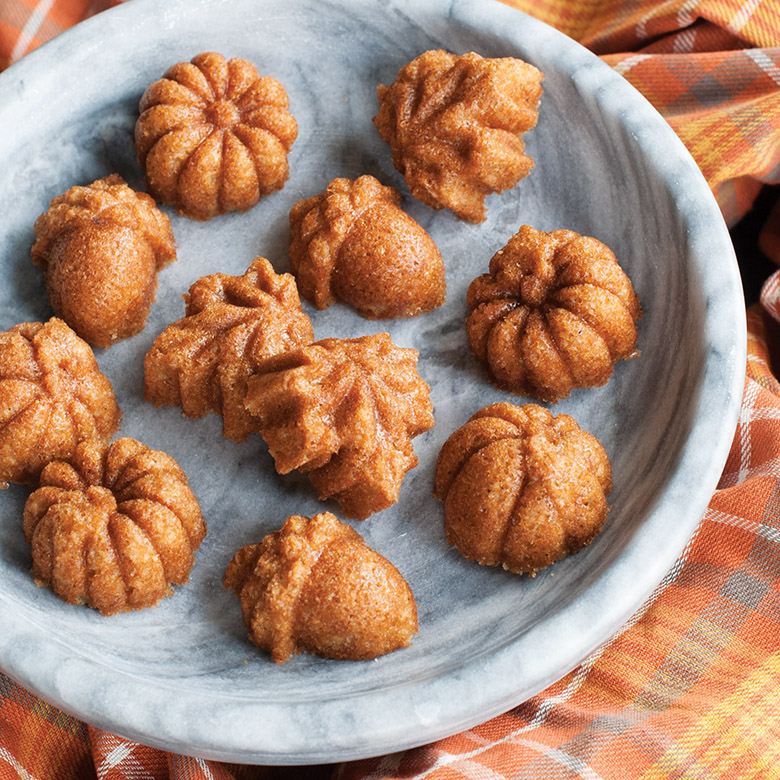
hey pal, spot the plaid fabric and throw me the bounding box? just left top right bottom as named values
left=2, top=0, right=780, bottom=778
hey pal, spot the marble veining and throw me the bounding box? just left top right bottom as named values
left=0, top=0, right=745, bottom=764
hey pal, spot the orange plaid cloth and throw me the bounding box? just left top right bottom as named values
left=2, top=1, right=780, bottom=779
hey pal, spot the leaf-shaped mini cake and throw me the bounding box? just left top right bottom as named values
left=144, top=256, right=314, bottom=443
left=466, top=225, right=641, bottom=401
left=0, top=318, right=121, bottom=488
left=23, top=437, right=205, bottom=615
left=135, top=51, right=298, bottom=220
left=374, top=49, right=543, bottom=222
left=225, top=512, right=418, bottom=663
left=244, top=333, right=434, bottom=519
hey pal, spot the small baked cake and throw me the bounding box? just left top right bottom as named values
left=0, top=318, right=121, bottom=488
left=135, top=51, right=298, bottom=220
left=224, top=512, right=418, bottom=663
left=23, top=437, right=206, bottom=615
left=467, top=225, right=641, bottom=401
left=144, top=256, right=314, bottom=443
left=31, top=174, right=177, bottom=348
left=374, top=49, right=543, bottom=222
left=289, top=175, right=446, bottom=318
left=434, top=403, right=611, bottom=575
left=244, top=333, right=434, bottom=519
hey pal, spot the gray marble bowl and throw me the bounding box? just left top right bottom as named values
left=0, top=0, right=745, bottom=765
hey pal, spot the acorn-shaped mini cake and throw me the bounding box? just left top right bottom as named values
left=224, top=512, right=418, bottom=663
left=466, top=225, right=641, bottom=402
left=244, top=333, right=434, bottom=520
left=434, top=403, right=611, bottom=575
left=31, top=174, right=177, bottom=348
left=289, top=175, right=446, bottom=318
left=144, top=256, right=314, bottom=443
left=135, top=51, right=298, bottom=220
left=374, top=49, right=543, bottom=222
left=23, top=437, right=206, bottom=615
left=0, top=318, right=121, bottom=488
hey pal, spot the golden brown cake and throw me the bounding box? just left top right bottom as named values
left=224, top=512, right=418, bottom=663
left=135, top=51, right=298, bottom=220
left=289, top=175, right=446, bottom=318
left=466, top=225, right=641, bottom=401
left=23, top=437, right=205, bottom=615
left=374, top=49, right=543, bottom=222
left=434, top=403, right=612, bottom=575
left=30, top=174, right=177, bottom=348
left=244, top=333, right=434, bottom=519
left=0, top=318, right=121, bottom=488
left=144, top=256, right=314, bottom=443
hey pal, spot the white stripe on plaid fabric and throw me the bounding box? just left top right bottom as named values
left=9, top=0, right=56, bottom=61
left=404, top=659, right=605, bottom=780
left=745, top=48, right=780, bottom=88
left=510, top=738, right=607, bottom=779
left=194, top=758, right=217, bottom=780
left=708, top=506, right=780, bottom=544
left=0, top=745, right=40, bottom=780
left=94, top=734, right=132, bottom=776
left=717, top=382, right=780, bottom=489
left=728, top=0, right=765, bottom=36
left=611, top=54, right=653, bottom=76
left=94, top=733, right=158, bottom=780
left=673, top=27, right=699, bottom=52
left=761, top=271, right=780, bottom=318
left=677, top=0, right=702, bottom=29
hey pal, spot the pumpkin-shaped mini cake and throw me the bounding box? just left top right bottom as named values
left=434, top=403, right=612, bottom=575
left=244, top=333, right=434, bottom=519
left=289, top=175, right=446, bottom=319
left=0, top=319, right=121, bottom=488
left=224, top=512, right=418, bottom=663
left=31, top=174, right=177, bottom=348
left=466, top=225, right=641, bottom=401
left=374, top=49, right=543, bottom=222
left=144, top=256, right=314, bottom=443
left=135, top=51, right=298, bottom=220
left=23, top=437, right=206, bottom=615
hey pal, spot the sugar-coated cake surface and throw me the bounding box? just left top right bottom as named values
left=0, top=318, right=121, bottom=488
left=135, top=51, right=298, bottom=220
left=435, top=402, right=612, bottom=575
left=289, top=174, right=446, bottom=319
left=31, top=174, right=177, bottom=348
left=374, top=49, right=543, bottom=222
left=22, top=437, right=206, bottom=615
left=244, top=333, right=434, bottom=519
left=224, top=512, right=418, bottom=663
left=466, top=225, right=641, bottom=401
left=144, top=256, right=314, bottom=443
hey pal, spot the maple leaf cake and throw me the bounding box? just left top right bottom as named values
left=244, top=333, right=434, bottom=519
left=225, top=512, right=418, bottom=663
left=135, top=51, right=298, bottom=220
left=434, top=403, right=612, bottom=575
left=0, top=318, right=121, bottom=488
left=31, top=174, right=177, bottom=348
left=144, top=256, right=314, bottom=443
left=23, top=437, right=206, bottom=615
left=289, top=174, right=446, bottom=319
left=374, top=49, right=543, bottom=222
left=466, top=225, right=641, bottom=401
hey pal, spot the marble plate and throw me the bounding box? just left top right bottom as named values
left=0, top=0, right=746, bottom=765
